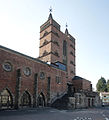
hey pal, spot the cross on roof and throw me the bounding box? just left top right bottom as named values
left=49, top=6, right=52, bottom=13
left=66, top=23, right=68, bottom=28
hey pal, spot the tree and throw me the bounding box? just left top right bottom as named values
left=96, top=77, right=107, bottom=92
left=107, top=79, right=109, bottom=92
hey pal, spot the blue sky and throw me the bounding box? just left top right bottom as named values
left=0, top=0, right=109, bottom=90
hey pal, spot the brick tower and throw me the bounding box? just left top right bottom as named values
left=39, top=13, right=76, bottom=80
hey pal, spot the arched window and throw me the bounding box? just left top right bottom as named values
left=43, top=31, right=48, bottom=37
left=38, top=92, right=45, bottom=107
left=21, top=91, right=31, bottom=107
left=47, top=77, right=51, bottom=102
left=0, top=89, right=13, bottom=109
left=63, top=40, right=67, bottom=56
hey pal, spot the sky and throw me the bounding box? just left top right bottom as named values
left=0, top=0, right=109, bottom=90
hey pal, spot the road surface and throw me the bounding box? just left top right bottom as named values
left=0, top=107, right=109, bottom=120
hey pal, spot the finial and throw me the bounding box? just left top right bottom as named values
left=66, top=23, right=68, bottom=28
left=49, top=6, right=52, bottom=13
left=48, top=6, right=53, bottom=20
left=65, top=23, right=69, bottom=35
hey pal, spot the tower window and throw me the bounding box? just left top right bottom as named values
left=43, top=50, right=48, bottom=56
left=70, top=36, right=75, bottom=43
left=56, top=76, right=61, bottom=84
left=70, top=44, right=75, bottom=49
left=54, top=51, right=59, bottom=57
left=71, top=71, right=74, bottom=74
left=52, top=31, right=59, bottom=38
left=43, top=39, right=48, bottom=46
left=70, top=61, right=74, bottom=65
left=70, top=51, right=74, bottom=56
left=43, top=31, right=49, bottom=37
left=63, top=40, right=67, bottom=56
left=54, top=32, right=59, bottom=37
left=53, top=40, right=59, bottom=46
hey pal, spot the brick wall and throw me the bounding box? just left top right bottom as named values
left=0, top=47, right=67, bottom=106
left=72, top=76, right=91, bottom=92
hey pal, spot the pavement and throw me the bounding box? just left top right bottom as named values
left=0, top=107, right=109, bottom=120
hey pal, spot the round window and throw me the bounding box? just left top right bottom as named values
left=2, top=62, right=12, bottom=72
left=24, top=67, right=31, bottom=76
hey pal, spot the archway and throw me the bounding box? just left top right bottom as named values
left=38, top=92, right=45, bottom=107
left=67, top=83, right=74, bottom=96
left=21, top=91, right=31, bottom=107
left=92, top=98, right=94, bottom=106
left=0, top=89, right=13, bottom=109
left=88, top=98, right=90, bottom=107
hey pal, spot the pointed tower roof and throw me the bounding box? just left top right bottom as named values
left=40, top=7, right=60, bottom=32
left=65, top=28, right=69, bottom=35
left=48, top=13, right=53, bottom=20
left=65, top=23, right=69, bottom=35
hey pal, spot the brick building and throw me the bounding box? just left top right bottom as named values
left=72, top=76, right=92, bottom=92
left=0, top=13, right=100, bottom=109
left=100, top=92, right=109, bottom=106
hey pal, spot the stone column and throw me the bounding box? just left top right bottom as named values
left=33, top=73, right=38, bottom=107
left=90, top=98, right=92, bottom=107
left=15, top=69, right=21, bottom=109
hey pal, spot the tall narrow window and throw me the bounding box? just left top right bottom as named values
left=17, top=69, right=21, bottom=79
left=21, top=91, right=31, bottom=107
left=63, top=40, right=67, bottom=56
left=47, top=77, right=51, bottom=103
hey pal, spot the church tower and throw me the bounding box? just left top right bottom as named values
left=39, top=12, right=76, bottom=80
left=39, top=12, right=61, bottom=63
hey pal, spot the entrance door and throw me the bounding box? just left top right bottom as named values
left=0, top=89, right=13, bottom=109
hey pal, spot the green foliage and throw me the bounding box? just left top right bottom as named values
left=107, top=80, right=109, bottom=92
left=96, top=77, right=107, bottom=92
